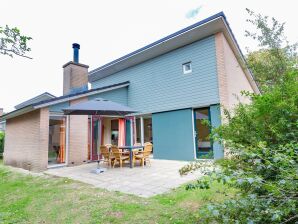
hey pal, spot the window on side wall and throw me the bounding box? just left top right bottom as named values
left=182, top=62, right=192, bottom=74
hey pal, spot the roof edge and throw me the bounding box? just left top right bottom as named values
left=34, top=81, right=130, bottom=108
left=1, top=81, right=130, bottom=121
left=1, top=106, right=35, bottom=121
left=14, top=92, right=56, bottom=110
left=89, top=12, right=225, bottom=76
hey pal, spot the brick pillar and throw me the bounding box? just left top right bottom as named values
left=67, top=98, right=89, bottom=166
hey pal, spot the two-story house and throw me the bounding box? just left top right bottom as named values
left=0, top=12, right=259, bottom=171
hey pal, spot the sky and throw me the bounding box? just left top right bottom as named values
left=0, top=0, right=297, bottom=112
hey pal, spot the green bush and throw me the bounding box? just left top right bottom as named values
left=180, top=72, right=298, bottom=223
left=0, top=132, right=4, bottom=155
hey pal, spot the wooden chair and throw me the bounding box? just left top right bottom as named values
left=111, top=146, right=129, bottom=168
left=100, top=145, right=115, bottom=167
left=132, top=142, right=142, bottom=155
left=134, top=142, right=153, bottom=167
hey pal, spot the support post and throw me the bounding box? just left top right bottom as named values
left=140, top=117, right=144, bottom=145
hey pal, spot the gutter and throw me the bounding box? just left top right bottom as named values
left=1, top=106, right=35, bottom=121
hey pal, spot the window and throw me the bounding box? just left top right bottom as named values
left=135, top=116, right=153, bottom=144
left=182, top=62, right=192, bottom=74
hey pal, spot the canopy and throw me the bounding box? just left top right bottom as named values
left=63, top=98, right=137, bottom=116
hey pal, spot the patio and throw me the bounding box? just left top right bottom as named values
left=45, top=159, right=203, bottom=198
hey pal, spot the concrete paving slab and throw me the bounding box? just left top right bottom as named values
left=45, top=159, right=204, bottom=198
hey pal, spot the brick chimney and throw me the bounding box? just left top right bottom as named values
left=0, top=108, right=3, bottom=117
left=63, top=43, right=89, bottom=95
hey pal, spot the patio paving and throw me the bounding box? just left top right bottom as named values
left=45, top=159, right=203, bottom=197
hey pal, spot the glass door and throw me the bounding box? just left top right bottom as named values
left=91, top=116, right=103, bottom=161
left=48, top=115, right=66, bottom=165
left=194, top=108, right=213, bottom=158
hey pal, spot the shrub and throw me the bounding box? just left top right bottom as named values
left=180, top=72, right=298, bottom=223
left=0, top=132, right=4, bottom=156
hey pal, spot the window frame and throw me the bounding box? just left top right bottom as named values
left=182, top=62, right=192, bottom=74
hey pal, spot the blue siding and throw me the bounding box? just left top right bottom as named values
left=91, top=36, right=219, bottom=113
left=152, top=109, right=195, bottom=161
left=210, top=105, right=224, bottom=159
left=49, top=101, right=69, bottom=113
left=88, top=87, right=128, bottom=106
left=125, top=119, right=131, bottom=145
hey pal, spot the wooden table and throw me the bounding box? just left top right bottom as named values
left=118, top=146, right=144, bottom=168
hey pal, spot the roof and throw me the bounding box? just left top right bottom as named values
left=1, top=81, right=130, bottom=120
left=15, top=92, right=56, bottom=110
left=89, top=12, right=259, bottom=93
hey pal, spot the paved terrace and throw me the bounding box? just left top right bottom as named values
left=45, top=159, right=203, bottom=198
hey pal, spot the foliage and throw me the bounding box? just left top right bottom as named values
left=0, top=132, right=4, bottom=155
left=0, top=25, right=32, bottom=59
left=180, top=11, right=298, bottom=223
left=217, top=73, right=298, bottom=148
left=180, top=72, right=298, bottom=223
left=245, top=8, right=298, bottom=90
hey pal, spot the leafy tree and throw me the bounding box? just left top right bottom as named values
left=0, top=25, right=32, bottom=59
left=245, top=9, right=298, bottom=90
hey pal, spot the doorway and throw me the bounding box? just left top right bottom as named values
left=48, top=115, right=66, bottom=165
left=194, top=108, right=213, bottom=158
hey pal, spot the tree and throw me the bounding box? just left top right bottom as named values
left=0, top=25, right=32, bottom=59
left=245, top=9, right=298, bottom=90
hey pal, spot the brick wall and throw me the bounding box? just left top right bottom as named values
left=215, top=32, right=256, bottom=115
left=67, top=97, right=89, bottom=166
left=215, top=32, right=229, bottom=115
left=63, top=62, right=89, bottom=95
left=4, top=108, right=49, bottom=172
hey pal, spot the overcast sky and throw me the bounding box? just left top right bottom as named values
left=1, top=0, right=297, bottom=112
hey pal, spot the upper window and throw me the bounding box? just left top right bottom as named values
left=182, top=62, right=192, bottom=74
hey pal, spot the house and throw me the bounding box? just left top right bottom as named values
left=0, top=12, right=259, bottom=172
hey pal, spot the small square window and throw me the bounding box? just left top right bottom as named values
left=182, top=62, right=192, bottom=74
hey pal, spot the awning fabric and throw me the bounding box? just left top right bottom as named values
left=63, top=98, right=137, bottom=116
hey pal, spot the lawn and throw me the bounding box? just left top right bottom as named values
left=0, top=162, right=235, bottom=224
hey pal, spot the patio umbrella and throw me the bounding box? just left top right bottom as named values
left=63, top=98, right=137, bottom=116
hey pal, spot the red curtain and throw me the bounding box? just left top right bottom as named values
left=118, top=118, right=126, bottom=146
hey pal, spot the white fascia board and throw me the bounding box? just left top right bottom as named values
left=1, top=106, right=35, bottom=120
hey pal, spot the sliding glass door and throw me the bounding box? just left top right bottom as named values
left=48, top=115, right=66, bottom=165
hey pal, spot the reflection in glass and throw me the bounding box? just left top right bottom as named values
left=48, top=116, right=66, bottom=165
left=195, top=108, right=212, bottom=158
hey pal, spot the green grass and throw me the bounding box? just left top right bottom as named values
left=0, top=162, right=235, bottom=224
